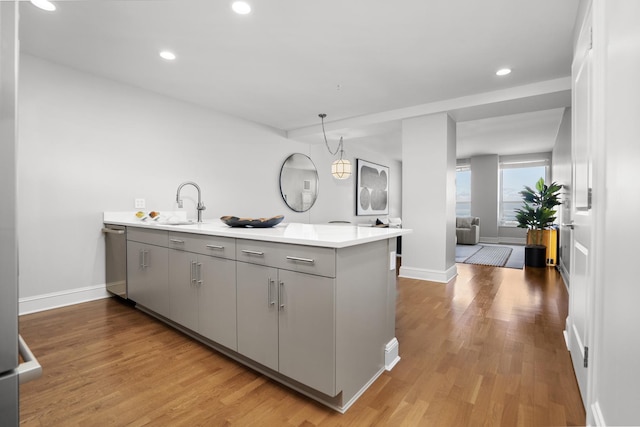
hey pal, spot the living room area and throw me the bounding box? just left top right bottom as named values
left=452, top=106, right=571, bottom=272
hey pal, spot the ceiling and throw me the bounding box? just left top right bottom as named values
left=18, top=0, right=579, bottom=160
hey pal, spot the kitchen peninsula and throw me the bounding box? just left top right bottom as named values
left=103, top=212, right=410, bottom=413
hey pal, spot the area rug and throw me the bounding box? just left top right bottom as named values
left=465, top=245, right=512, bottom=267
left=456, top=244, right=525, bottom=269
left=455, top=244, right=482, bottom=262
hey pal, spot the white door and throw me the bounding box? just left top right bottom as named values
left=567, top=11, right=593, bottom=406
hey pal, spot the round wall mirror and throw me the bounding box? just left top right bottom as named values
left=279, top=153, right=319, bottom=212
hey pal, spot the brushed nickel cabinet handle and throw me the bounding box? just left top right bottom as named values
left=286, top=256, right=315, bottom=264
left=268, top=278, right=276, bottom=306
left=170, top=238, right=185, bottom=244
left=101, top=227, right=125, bottom=235
left=279, top=281, right=284, bottom=310
left=141, top=250, right=149, bottom=268
left=206, top=244, right=224, bottom=250
left=190, top=261, right=197, bottom=284
left=242, top=250, right=264, bottom=256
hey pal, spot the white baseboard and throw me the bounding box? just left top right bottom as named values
left=339, top=367, right=385, bottom=413
left=19, top=284, right=110, bottom=315
left=399, top=264, right=457, bottom=283
left=479, top=237, right=499, bottom=244
left=498, top=237, right=526, bottom=245
left=385, top=337, right=400, bottom=370
left=591, top=400, right=606, bottom=426
left=558, top=262, right=570, bottom=290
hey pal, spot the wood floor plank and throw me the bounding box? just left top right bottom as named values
left=19, top=263, right=585, bottom=426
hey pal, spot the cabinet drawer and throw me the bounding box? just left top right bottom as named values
left=168, top=232, right=236, bottom=260
left=127, top=228, right=168, bottom=247
left=236, top=240, right=335, bottom=277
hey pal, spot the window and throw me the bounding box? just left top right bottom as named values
left=500, top=155, right=550, bottom=226
left=456, top=165, right=471, bottom=217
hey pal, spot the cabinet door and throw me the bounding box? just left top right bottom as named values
left=236, top=262, right=278, bottom=371
left=168, top=249, right=198, bottom=331
left=278, top=270, right=336, bottom=396
left=127, top=241, right=169, bottom=317
left=198, top=256, right=237, bottom=350
left=126, top=241, right=145, bottom=304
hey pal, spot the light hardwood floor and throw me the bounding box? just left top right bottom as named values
left=19, top=264, right=585, bottom=426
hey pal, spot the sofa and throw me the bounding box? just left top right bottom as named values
left=456, top=216, right=480, bottom=245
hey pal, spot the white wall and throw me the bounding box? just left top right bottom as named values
left=309, top=143, right=402, bottom=225
left=551, top=107, right=572, bottom=281
left=470, top=155, right=499, bottom=243
left=17, top=55, right=401, bottom=309
left=497, top=225, right=527, bottom=244
left=466, top=153, right=558, bottom=245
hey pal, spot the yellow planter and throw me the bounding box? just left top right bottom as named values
left=526, top=229, right=558, bottom=266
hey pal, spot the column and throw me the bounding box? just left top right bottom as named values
left=400, top=113, right=457, bottom=283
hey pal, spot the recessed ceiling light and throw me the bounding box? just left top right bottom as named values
left=496, top=68, right=512, bottom=76
left=159, top=51, right=176, bottom=61
left=30, top=0, right=56, bottom=12
left=232, top=1, right=251, bottom=15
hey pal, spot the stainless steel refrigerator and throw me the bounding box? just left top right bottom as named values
left=0, top=2, right=41, bottom=424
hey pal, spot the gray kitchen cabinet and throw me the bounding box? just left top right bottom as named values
left=112, top=220, right=402, bottom=412
left=168, top=249, right=199, bottom=330
left=236, top=262, right=279, bottom=371
left=168, top=232, right=237, bottom=350
left=277, top=269, right=335, bottom=396
left=236, top=239, right=336, bottom=397
left=197, top=255, right=236, bottom=350
left=126, top=229, right=169, bottom=317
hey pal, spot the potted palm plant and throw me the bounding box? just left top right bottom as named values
left=514, top=178, right=562, bottom=268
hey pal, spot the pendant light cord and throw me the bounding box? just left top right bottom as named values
left=319, top=113, right=344, bottom=157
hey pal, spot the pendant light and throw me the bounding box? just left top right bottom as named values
left=319, top=113, right=352, bottom=180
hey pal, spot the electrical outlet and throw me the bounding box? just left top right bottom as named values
left=134, top=198, right=146, bottom=209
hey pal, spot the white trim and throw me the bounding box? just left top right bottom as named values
left=399, top=264, right=457, bottom=283
left=19, top=284, right=110, bottom=315
left=384, top=337, right=400, bottom=370
left=591, top=400, right=606, bottom=427
left=499, top=152, right=552, bottom=167
left=558, top=262, right=570, bottom=290
left=498, top=237, right=526, bottom=245
left=339, top=368, right=386, bottom=413
left=456, top=158, right=470, bottom=169
left=479, top=237, right=499, bottom=244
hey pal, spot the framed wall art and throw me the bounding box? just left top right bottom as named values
left=356, top=159, right=389, bottom=216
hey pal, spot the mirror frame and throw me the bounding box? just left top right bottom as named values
left=279, top=153, right=319, bottom=212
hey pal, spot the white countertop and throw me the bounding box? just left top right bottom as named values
left=104, top=212, right=410, bottom=249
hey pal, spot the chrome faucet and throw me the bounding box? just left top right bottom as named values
left=176, top=181, right=206, bottom=222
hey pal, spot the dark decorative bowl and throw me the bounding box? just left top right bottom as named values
left=220, top=215, right=284, bottom=228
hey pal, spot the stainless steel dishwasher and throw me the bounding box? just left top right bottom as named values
left=102, top=225, right=127, bottom=298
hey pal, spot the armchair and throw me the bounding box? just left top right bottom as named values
left=456, top=216, right=480, bottom=245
